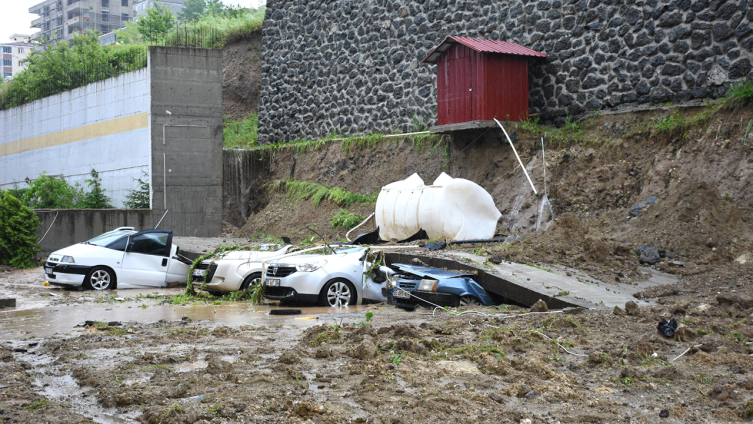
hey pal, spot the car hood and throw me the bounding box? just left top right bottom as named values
left=50, top=243, right=112, bottom=259
left=392, top=263, right=476, bottom=280
left=268, top=253, right=330, bottom=266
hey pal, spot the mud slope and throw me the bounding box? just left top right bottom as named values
left=225, top=105, right=753, bottom=281
left=223, top=30, right=262, bottom=120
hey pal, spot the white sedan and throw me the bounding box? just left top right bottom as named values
left=44, top=227, right=192, bottom=290
left=191, top=244, right=295, bottom=293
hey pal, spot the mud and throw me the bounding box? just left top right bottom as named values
left=2, top=260, right=753, bottom=423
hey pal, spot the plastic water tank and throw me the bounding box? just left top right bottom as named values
left=376, top=173, right=501, bottom=241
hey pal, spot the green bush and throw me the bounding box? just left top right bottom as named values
left=23, top=173, right=83, bottom=209
left=0, top=192, right=40, bottom=269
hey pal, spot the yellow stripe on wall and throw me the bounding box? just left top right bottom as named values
left=0, top=112, right=150, bottom=157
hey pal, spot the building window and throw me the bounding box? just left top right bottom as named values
left=122, top=13, right=129, bottom=22
left=2, top=59, right=11, bottom=66
left=3, top=72, right=12, bottom=78
left=121, top=0, right=128, bottom=6
left=102, top=11, right=110, bottom=22
left=102, top=0, right=109, bottom=7
left=2, top=46, right=11, bottom=53
left=18, top=48, right=24, bottom=54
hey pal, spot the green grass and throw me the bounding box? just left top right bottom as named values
left=270, top=179, right=378, bottom=208
left=249, top=132, right=446, bottom=156
left=515, top=116, right=589, bottom=145
left=224, top=113, right=258, bottom=148
left=331, top=209, right=367, bottom=229
left=654, top=111, right=686, bottom=133
left=721, top=80, right=753, bottom=109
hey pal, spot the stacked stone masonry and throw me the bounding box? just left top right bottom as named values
left=259, top=0, right=753, bottom=143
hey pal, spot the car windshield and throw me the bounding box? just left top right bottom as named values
left=86, top=229, right=134, bottom=247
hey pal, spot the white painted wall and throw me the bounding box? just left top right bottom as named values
left=0, top=68, right=151, bottom=207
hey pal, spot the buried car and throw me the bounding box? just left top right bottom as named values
left=263, top=246, right=393, bottom=307
left=383, top=263, right=495, bottom=310
left=45, top=227, right=192, bottom=290
left=191, top=244, right=295, bottom=294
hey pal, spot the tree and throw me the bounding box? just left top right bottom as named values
left=0, top=191, right=40, bottom=269
left=79, top=169, right=113, bottom=209
left=179, top=0, right=207, bottom=21
left=137, top=3, right=177, bottom=42
left=205, top=0, right=225, bottom=15
left=124, top=172, right=151, bottom=209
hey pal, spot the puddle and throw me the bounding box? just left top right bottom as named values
left=0, top=301, right=371, bottom=339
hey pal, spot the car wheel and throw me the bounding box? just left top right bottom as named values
left=458, top=295, right=482, bottom=307
left=83, top=266, right=115, bottom=290
left=320, top=279, right=356, bottom=307
left=240, top=272, right=262, bottom=291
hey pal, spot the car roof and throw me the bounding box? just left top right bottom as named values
left=392, top=263, right=476, bottom=279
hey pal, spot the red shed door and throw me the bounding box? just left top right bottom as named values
left=437, top=44, right=473, bottom=125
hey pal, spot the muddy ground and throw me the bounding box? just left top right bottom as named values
left=2, top=259, right=753, bottom=423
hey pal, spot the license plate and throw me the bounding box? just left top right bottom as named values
left=266, top=278, right=280, bottom=287
left=192, top=269, right=206, bottom=277
left=44, top=267, right=53, bottom=274
left=393, top=288, right=411, bottom=299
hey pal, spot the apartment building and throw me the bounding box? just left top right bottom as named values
left=133, top=0, right=186, bottom=20
left=29, top=0, right=133, bottom=43
left=1, top=35, right=34, bottom=80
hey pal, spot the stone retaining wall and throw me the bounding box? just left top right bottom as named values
left=259, top=0, right=752, bottom=143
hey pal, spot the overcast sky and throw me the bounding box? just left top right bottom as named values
left=1, top=0, right=266, bottom=43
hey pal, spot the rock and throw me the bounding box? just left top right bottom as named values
left=625, top=301, right=641, bottom=316
left=675, top=325, right=695, bottom=342
left=530, top=299, right=549, bottom=313
left=636, top=245, right=662, bottom=265
left=716, top=293, right=753, bottom=310
left=613, top=306, right=626, bottom=315
left=351, top=340, right=378, bottom=360
left=660, top=409, right=670, bottom=418
left=629, top=196, right=659, bottom=216
left=489, top=255, right=503, bottom=264
left=396, top=339, right=428, bottom=356
left=489, top=394, right=505, bottom=403
left=671, top=302, right=689, bottom=315
left=314, top=346, right=331, bottom=358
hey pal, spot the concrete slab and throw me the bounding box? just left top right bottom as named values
left=0, top=298, right=17, bottom=309
left=444, top=251, right=677, bottom=310
left=384, top=250, right=677, bottom=310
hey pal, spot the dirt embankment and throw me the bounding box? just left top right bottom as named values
left=223, top=31, right=263, bottom=121
left=226, top=106, right=753, bottom=283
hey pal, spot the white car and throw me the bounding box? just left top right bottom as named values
left=44, top=227, right=192, bottom=290
left=263, top=246, right=391, bottom=307
left=191, top=244, right=296, bottom=293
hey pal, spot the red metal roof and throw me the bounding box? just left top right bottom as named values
left=422, top=36, right=546, bottom=64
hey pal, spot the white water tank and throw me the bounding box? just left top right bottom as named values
left=376, top=173, right=501, bottom=241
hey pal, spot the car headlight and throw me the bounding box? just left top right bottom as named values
left=60, top=256, right=75, bottom=264
left=417, top=279, right=438, bottom=292
left=296, top=260, right=326, bottom=272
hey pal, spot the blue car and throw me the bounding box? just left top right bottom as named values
left=382, top=263, right=494, bottom=310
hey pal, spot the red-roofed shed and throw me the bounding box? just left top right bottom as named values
left=422, top=36, right=546, bottom=126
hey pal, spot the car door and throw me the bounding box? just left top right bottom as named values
left=119, top=230, right=173, bottom=288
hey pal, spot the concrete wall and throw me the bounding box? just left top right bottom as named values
left=148, top=46, right=224, bottom=237
left=0, top=69, right=152, bottom=206
left=258, top=0, right=753, bottom=142
left=35, top=209, right=153, bottom=255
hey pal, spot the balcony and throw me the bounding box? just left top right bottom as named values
left=31, top=17, right=44, bottom=27
left=67, top=15, right=85, bottom=30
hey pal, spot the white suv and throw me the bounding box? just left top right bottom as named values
left=263, top=247, right=390, bottom=307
